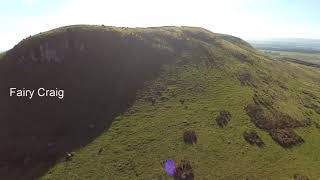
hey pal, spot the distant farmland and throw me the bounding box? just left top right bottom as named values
left=248, top=39, right=320, bottom=66
left=261, top=50, right=320, bottom=66
left=248, top=38, right=320, bottom=53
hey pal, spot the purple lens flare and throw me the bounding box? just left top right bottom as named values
left=164, top=160, right=176, bottom=176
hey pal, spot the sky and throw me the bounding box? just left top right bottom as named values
left=0, top=0, right=319, bottom=51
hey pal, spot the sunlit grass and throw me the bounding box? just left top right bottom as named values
left=35, top=26, right=320, bottom=179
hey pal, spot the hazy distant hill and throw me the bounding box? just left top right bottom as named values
left=0, top=26, right=320, bottom=180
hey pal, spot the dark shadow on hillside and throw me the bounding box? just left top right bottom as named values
left=0, top=29, right=176, bottom=180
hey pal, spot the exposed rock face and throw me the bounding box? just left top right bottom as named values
left=0, top=26, right=179, bottom=179
left=39, top=44, right=61, bottom=62
left=17, top=42, right=63, bottom=63
left=6, top=29, right=92, bottom=64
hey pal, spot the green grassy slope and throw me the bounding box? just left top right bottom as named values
left=0, top=51, right=5, bottom=59
left=38, top=26, right=320, bottom=179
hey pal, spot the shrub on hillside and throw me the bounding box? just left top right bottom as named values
left=216, top=111, right=232, bottom=127
left=243, top=130, right=265, bottom=147
left=174, top=160, right=194, bottom=180
left=293, top=174, right=309, bottom=180
left=183, top=131, right=197, bottom=144
left=238, top=73, right=255, bottom=86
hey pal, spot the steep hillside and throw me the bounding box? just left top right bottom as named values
left=1, top=25, right=320, bottom=180
left=0, top=51, right=5, bottom=59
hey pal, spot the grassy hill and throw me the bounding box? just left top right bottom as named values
left=0, top=51, right=5, bottom=59
left=1, top=25, right=320, bottom=180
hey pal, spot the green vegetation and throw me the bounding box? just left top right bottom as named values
left=39, top=26, right=320, bottom=179
left=43, top=52, right=320, bottom=179
left=0, top=51, right=5, bottom=59
left=1, top=25, right=320, bottom=179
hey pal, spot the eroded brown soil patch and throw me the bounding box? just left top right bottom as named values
left=245, top=96, right=304, bottom=148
